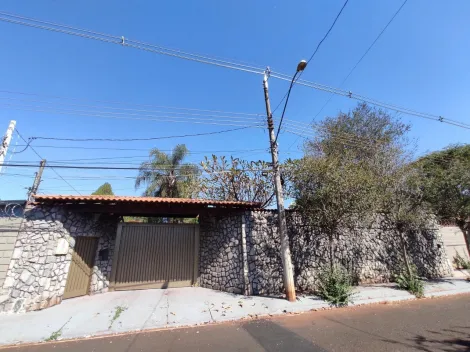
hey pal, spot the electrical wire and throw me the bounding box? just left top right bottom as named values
left=0, top=12, right=470, bottom=140
left=274, top=70, right=300, bottom=143
left=27, top=126, right=256, bottom=143
left=0, top=89, right=264, bottom=117
left=0, top=104, right=263, bottom=128
left=0, top=96, right=263, bottom=121
left=309, top=0, right=410, bottom=127
left=0, top=12, right=265, bottom=75
left=306, top=0, right=350, bottom=65
left=270, top=73, right=470, bottom=130
left=271, top=0, right=349, bottom=117
left=15, top=129, right=83, bottom=195
left=2, top=11, right=469, bottom=132
left=13, top=144, right=272, bottom=154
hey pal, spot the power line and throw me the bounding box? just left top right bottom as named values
left=15, top=129, right=83, bottom=195
left=0, top=164, right=271, bottom=173
left=270, top=73, right=470, bottom=130
left=0, top=90, right=263, bottom=117
left=3, top=11, right=469, bottom=132
left=271, top=0, right=349, bottom=116
left=0, top=95, right=263, bottom=121
left=310, top=0, right=409, bottom=126
left=306, top=0, right=350, bottom=64
left=13, top=144, right=273, bottom=154
left=0, top=12, right=265, bottom=75
left=0, top=104, right=262, bottom=128
left=26, top=126, right=256, bottom=143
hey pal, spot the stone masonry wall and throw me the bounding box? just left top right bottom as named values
left=246, top=210, right=452, bottom=296
left=0, top=206, right=117, bottom=313
left=198, top=214, right=245, bottom=294
left=0, top=218, right=22, bottom=292
left=91, top=230, right=116, bottom=294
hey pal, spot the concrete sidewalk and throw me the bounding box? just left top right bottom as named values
left=1, top=278, right=469, bottom=346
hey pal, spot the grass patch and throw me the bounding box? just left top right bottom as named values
left=109, top=305, right=127, bottom=329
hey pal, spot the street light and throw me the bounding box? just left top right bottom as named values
left=297, top=59, right=307, bottom=72
left=262, top=59, right=307, bottom=302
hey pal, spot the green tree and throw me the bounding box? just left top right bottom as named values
left=380, top=163, right=429, bottom=277
left=135, top=144, right=199, bottom=198
left=92, top=182, right=114, bottom=195
left=289, top=103, right=423, bottom=277
left=289, top=103, right=402, bottom=268
left=419, top=144, right=470, bottom=227
left=199, top=155, right=274, bottom=206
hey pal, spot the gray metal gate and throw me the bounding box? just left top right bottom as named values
left=110, top=223, right=199, bottom=290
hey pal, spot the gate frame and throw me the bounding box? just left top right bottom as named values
left=108, top=223, right=200, bottom=291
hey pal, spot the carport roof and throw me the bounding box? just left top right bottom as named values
left=32, top=195, right=261, bottom=216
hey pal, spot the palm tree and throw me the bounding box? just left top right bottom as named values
left=135, top=144, right=199, bottom=198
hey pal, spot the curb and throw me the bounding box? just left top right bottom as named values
left=424, top=287, right=470, bottom=298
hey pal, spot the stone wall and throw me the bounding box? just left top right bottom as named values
left=198, top=214, right=245, bottom=294
left=0, top=206, right=117, bottom=313
left=245, top=210, right=452, bottom=295
left=90, top=230, right=116, bottom=294
left=0, top=218, right=22, bottom=292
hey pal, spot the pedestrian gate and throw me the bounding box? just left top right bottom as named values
left=63, top=237, right=98, bottom=299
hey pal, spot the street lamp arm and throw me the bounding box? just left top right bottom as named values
left=275, top=70, right=299, bottom=143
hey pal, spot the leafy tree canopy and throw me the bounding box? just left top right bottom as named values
left=199, top=155, right=274, bottom=207
left=92, top=182, right=114, bottom=196
left=419, top=144, right=470, bottom=224
left=289, top=103, right=419, bottom=272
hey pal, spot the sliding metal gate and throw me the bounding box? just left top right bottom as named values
left=110, top=224, right=199, bottom=291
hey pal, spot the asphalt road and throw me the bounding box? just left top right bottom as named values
left=3, top=294, right=470, bottom=352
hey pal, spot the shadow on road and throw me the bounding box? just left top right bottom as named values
left=326, top=317, right=470, bottom=352
left=241, top=319, right=328, bottom=352
left=408, top=326, right=470, bottom=352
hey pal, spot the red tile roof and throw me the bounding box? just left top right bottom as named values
left=33, top=195, right=261, bottom=208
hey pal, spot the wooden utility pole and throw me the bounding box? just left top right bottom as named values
left=0, top=120, right=16, bottom=174
left=262, top=69, right=296, bottom=302
left=28, top=159, right=46, bottom=201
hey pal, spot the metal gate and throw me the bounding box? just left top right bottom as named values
left=63, top=237, right=98, bottom=299
left=110, top=224, right=199, bottom=291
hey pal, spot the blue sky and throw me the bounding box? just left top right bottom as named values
left=0, top=0, right=469, bottom=200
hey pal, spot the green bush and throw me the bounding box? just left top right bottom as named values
left=395, top=265, right=424, bottom=298
left=315, top=265, right=354, bottom=307
left=453, top=252, right=470, bottom=270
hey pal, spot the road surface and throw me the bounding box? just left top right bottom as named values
left=3, top=294, right=470, bottom=352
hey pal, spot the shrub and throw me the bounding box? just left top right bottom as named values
left=395, top=265, right=424, bottom=298
left=315, top=265, right=354, bottom=307
left=453, top=252, right=470, bottom=270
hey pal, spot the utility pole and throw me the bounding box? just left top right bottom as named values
left=262, top=69, right=296, bottom=302
left=28, top=159, right=46, bottom=201
left=0, top=120, right=17, bottom=174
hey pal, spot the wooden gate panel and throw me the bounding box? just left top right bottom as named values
left=63, top=237, right=98, bottom=299
left=111, top=224, right=197, bottom=290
